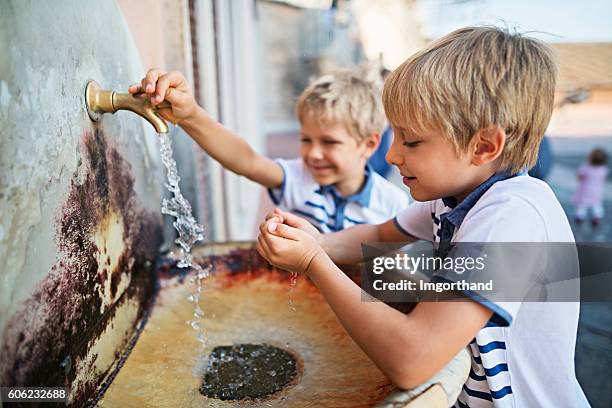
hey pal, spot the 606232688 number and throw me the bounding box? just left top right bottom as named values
left=0, top=387, right=67, bottom=403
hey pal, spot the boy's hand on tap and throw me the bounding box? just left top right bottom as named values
left=129, top=69, right=197, bottom=125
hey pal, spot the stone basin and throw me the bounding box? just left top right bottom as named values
left=99, top=242, right=469, bottom=407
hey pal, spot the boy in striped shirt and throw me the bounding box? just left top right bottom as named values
left=257, top=26, right=589, bottom=407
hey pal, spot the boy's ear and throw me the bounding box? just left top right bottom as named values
left=470, top=126, right=506, bottom=166
left=363, top=133, right=381, bottom=158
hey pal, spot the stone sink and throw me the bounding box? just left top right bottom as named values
left=99, top=242, right=469, bottom=407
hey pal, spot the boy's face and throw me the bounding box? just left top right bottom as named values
left=386, top=126, right=479, bottom=202
left=299, top=116, right=373, bottom=194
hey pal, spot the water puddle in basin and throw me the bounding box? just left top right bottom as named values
left=200, top=343, right=300, bottom=400
left=159, top=132, right=209, bottom=346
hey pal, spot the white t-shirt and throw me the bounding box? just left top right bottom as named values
left=268, top=158, right=409, bottom=232
left=395, top=174, right=589, bottom=407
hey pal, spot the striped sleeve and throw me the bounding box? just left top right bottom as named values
left=267, top=158, right=311, bottom=209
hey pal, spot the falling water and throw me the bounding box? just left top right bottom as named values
left=285, top=271, right=298, bottom=350
left=287, top=271, right=297, bottom=312
left=158, top=132, right=210, bottom=346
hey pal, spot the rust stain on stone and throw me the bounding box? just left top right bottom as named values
left=0, top=128, right=162, bottom=406
left=158, top=246, right=416, bottom=317
left=156, top=246, right=355, bottom=307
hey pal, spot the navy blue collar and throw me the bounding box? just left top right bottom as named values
left=317, top=165, right=374, bottom=207
left=440, top=171, right=518, bottom=230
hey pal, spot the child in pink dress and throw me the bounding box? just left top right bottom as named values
left=573, top=148, right=609, bottom=227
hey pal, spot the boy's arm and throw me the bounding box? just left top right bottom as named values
left=267, top=209, right=418, bottom=265
left=310, top=255, right=493, bottom=389
left=320, top=218, right=418, bottom=264
left=180, top=107, right=283, bottom=188
left=131, top=69, right=283, bottom=189
left=257, top=223, right=493, bottom=389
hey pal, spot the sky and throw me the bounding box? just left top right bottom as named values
left=416, top=0, right=612, bottom=43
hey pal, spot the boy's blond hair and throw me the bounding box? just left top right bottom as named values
left=296, top=69, right=387, bottom=143
left=383, top=26, right=557, bottom=173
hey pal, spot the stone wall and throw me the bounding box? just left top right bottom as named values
left=0, top=1, right=164, bottom=404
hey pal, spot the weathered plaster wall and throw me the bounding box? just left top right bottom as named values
left=0, top=0, right=164, bottom=404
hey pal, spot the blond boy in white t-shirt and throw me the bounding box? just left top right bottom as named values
left=257, top=27, right=589, bottom=407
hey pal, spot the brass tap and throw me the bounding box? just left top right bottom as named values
left=85, top=80, right=171, bottom=133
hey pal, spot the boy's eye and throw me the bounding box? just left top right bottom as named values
left=301, top=138, right=312, bottom=143
left=323, top=140, right=341, bottom=145
left=403, top=141, right=421, bottom=148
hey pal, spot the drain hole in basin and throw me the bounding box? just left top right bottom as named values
left=200, top=343, right=300, bottom=400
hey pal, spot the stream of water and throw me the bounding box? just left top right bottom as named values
left=157, top=130, right=300, bottom=349
left=158, top=132, right=210, bottom=346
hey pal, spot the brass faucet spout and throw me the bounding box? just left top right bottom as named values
left=85, top=80, right=171, bottom=133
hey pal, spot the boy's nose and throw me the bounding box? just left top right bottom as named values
left=385, top=143, right=402, bottom=166
left=307, top=145, right=324, bottom=160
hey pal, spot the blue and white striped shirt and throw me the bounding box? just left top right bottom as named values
left=268, top=158, right=409, bottom=232
left=395, top=174, right=589, bottom=407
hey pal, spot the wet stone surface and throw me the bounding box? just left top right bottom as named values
left=200, top=343, right=298, bottom=400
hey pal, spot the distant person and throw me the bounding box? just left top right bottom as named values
left=368, top=68, right=393, bottom=178
left=130, top=68, right=409, bottom=233
left=528, top=135, right=554, bottom=180
left=573, top=148, right=608, bottom=227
